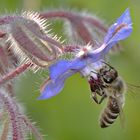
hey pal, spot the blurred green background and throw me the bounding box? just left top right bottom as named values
left=1, top=0, right=140, bottom=140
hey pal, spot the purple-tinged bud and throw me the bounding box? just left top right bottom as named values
left=7, top=11, right=63, bottom=70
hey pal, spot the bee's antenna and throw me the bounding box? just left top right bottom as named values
left=91, top=71, right=102, bottom=78
left=101, top=61, right=114, bottom=69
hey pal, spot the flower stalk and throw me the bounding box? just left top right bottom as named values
left=0, top=63, right=32, bottom=86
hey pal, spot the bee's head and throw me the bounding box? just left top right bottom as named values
left=99, top=64, right=118, bottom=84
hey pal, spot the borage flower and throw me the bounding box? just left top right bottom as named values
left=38, top=8, right=132, bottom=99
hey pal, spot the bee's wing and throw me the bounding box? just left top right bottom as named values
left=119, top=105, right=125, bottom=128
left=116, top=95, right=126, bottom=128
left=126, top=83, right=140, bottom=99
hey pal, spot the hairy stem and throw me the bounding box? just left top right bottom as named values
left=63, top=45, right=80, bottom=53
left=20, top=115, right=44, bottom=140
left=0, top=91, right=24, bottom=140
left=40, top=11, right=107, bottom=32
left=70, top=19, right=94, bottom=44
left=41, top=11, right=94, bottom=44
left=0, top=63, right=32, bottom=86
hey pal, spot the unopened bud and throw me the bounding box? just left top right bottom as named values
left=8, top=11, right=63, bottom=70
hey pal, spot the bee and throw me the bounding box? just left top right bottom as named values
left=89, top=62, right=126, bottom=128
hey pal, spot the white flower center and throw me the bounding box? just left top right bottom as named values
left=76, top=44, right=92, bottom=58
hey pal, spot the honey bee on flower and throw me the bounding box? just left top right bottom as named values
left=38, top=8, right=132, bottom=129
left=39, top=8, right=132, bottom=100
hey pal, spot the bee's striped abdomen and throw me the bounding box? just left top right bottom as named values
left=99, top=97, right=120, bottom=128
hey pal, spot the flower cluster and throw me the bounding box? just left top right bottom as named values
left=0, top=8, right=132, bottom=139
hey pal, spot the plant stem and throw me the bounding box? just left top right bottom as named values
left=0, top=63, right=32, bottom=86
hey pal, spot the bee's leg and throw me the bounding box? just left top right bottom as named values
left=96, top=90, right=103, bottom=96
left=98, top=93, right=107, bottom=104
left=96, top=87, right=105, bottom=96
left=91, top=92, right=99, bottom=104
